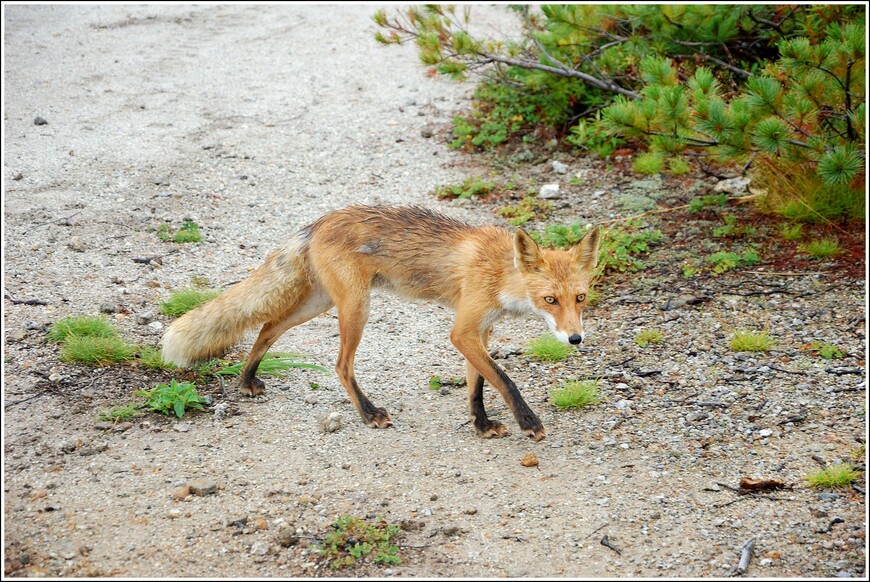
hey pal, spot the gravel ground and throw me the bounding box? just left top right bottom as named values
left=3, top=4, right=867, bottom=578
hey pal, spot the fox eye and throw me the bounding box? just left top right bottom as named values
left=576, top=293, right=586, bottom=303
left=544, top=296, right=557, bottom=305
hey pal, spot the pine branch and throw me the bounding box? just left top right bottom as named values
left=474, top=49, right=642, bottom=99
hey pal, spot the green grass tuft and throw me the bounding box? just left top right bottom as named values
left=159, top=288, right=221, bottom=317
left=632, top=152, right=665, bottom=174
left=213, top=352, right=329, bottom=376
left=779, top=223, right=804, bottom=241
left=48, top=315, right=119, bottom=342
left=549, top=379, right=601, bottom=409
left=137, top=346, right=177, bottom=370
left=61, top=335, right=136, bottom=366
left=818, top=343, right=844, bottom=359
left=806, top=463, right=861, bottom=488
left=635, top=329, right=665, bottom=347
left=97, top=404, right=140, bottom=422
left=730, top=330, right=774, bottom=352
left=525, top=335, right=573, bottom=362
left=799, top=238, right=841, bottom=259
left=158, top=220, right=203, bottom=243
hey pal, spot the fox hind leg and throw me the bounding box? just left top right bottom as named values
left=240, top=285, right=334, bottom=396
left=334, top=293, right=392, bottom=429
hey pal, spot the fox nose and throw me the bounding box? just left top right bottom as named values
left=568, top=334, right=583, bottom=345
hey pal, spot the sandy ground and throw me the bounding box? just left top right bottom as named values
left=3, top=4, right=866, bottom=578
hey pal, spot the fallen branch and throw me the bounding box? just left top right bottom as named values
left=601, top=193, right=762, bottom=226
left=600, top=535, right=622, bottom=556
left=4, top=292, right=49, bottom=306
left=734, top=537, right=756, bottom=576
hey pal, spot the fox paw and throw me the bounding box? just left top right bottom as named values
left=474, top=419, right=510, bottom=439
left=523, top=425, right=547, bottom=442
left=365, top=407, right=393, bottom=429
left=240, top=377, right=265, bottom=396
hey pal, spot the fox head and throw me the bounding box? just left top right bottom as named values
left=513, top=226, right=600, bottom=345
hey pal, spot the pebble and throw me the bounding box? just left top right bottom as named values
left=173, top=422, right=191, bottom=432
left=166, top=509, right=183, bottom=519
left=148, top=321, right=164, bottom=331
left=420, top=125, right=434, bottom=138
left=68, top=237, right=85, bottom=252
left=188, top=477, right=218, bottom=496
left=551, top=160, right=568, bottom=174
left=538, top=184, right=561, bottom=199
left=99, top=302, right=118, bottom=314
left=758, top=429, right=774, bottom=437
left=304, top=393, right=318, bottom=405
left=34, top=116, right=48, bottom=125
left=250, top=541, right=270, bottom=556
left=275, top=528, right=299, bottom=547
left=171, top=485, right=191, bottom=501
left=136, top=311, right=155, bottom=325
left=319, top=412, right=342, bottom=433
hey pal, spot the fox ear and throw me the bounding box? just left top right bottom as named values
left=514, top=228, right=545, bottom=273
left=572, top=226, right=600, bottom=271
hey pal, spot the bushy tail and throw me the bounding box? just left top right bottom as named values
left=160, top=236, right=313, bottom=367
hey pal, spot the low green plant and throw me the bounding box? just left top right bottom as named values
left=849, top=444, right=865, bottom=461
left=137, top=346, right=177, bottom=370
left=428, top=376, right=443, bottom=390
left=779, top=223, right=804, bottom=241
left=135, top=379, right=207, bottom=418
left=681, top=262, right=700, bottom=278
left=687, top=193, right=727, bottom=213
left=61, top=336, right=136, bottom=366
left=668, top=157, right=691, bottom=175
left=97, top=404, right=140, bottom=422
left=730, top=330, right=774, bottom=352
left=497, top=196, right=553, bottom=226
left=567, top=112, right=625, bottom=158
left=799, top=238, right=842, bottom=259
left=213, top=352, right=329, bottom=376
left=632, top=152, right=665, bottom=174
left=635, top=329, right=665, bottom=347
left=806, top=463, right=861, bottom=488
left=525, top=335, right=573, bottom=362
left=319, top=515, right=401, bottom=570
left=159, top=288, right=221, bottom=317
left=158, top=220, right=203, bottom=243
left=434, top=176, right=495, bottom=199
left=818, top=343, right=845, bottom=359
left=48, top=315, right=118, bottom=342
left=706, top=247, right=760, bottom=274
left=549, top=379, right=601, bottom=410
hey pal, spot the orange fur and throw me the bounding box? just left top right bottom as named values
left=160, top=206, right=600, bottom=440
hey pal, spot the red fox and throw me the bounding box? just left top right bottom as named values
left=161, top=206, right=600, bottom=441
